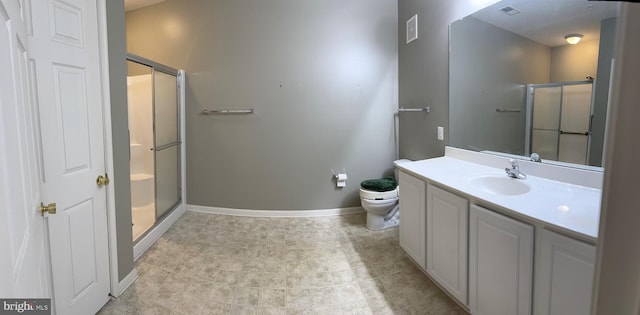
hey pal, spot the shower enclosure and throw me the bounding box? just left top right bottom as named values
left=127, top=54, right=183, bottom=242
left=525, top=81, right=594, bottom=165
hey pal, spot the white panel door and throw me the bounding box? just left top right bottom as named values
left=0, top=0, right=50, bottom=298
left=534, top=229, right=596, bottom=315
left=398, top=171, right=426, bottom=269
left=470, top=205, right=533, bottom=315
left=426, top=184, right=468, bottom=305
left=29, top=0, right=110, bottom=314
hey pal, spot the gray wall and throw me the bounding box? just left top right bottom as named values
left=449, top=16, right=550, bottom=155
left=590, top=17, right=617, bottom=167
left=126, top=0, right=398, bottom=210
left=397, top=0, right=493, bottom=160
left=106, top=0, right=134, bottom=281
left=549, top=39, right=599, bottom=83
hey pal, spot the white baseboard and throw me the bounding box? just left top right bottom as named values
left=187, top=204, right=364, bottom=217
left=133, top=204, right=186, bottom=261
left=114, top=268, right=138, bottom=297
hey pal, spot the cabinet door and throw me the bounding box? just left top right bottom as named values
left=470, top=205, right=534, bottom=315
left=398, top=171, right=426, bottom=269
left=427, top=184, right=468, bottom=305
left=534, top=230, right=596, bottom=315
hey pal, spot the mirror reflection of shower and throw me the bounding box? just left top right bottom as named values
left=127, top=55, right=182, bottom=242
left=525, top=80, right=594, bottom=166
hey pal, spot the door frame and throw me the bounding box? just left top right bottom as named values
left=94, top=0, right=137, bottom=297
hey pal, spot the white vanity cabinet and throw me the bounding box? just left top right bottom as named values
left=469, top=204, right=534, bottom=315
left=398, top=171, right=426, bottom=269
left=426, top=184, right=468, bottom=305
left=396, top=151, right=601, bottom=315
left=534, top=230, right=596, bottom=315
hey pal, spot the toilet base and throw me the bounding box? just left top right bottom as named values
left=366, top=205, right=400, bottom=231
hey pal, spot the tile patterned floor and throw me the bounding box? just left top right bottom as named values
left=98, top=211, right=467, bottom=315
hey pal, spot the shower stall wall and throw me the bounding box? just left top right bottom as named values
left=127, top=55, right=183, bottom=243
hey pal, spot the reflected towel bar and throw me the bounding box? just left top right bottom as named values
left=398, top=107, right=430, bottom=113
left=560, top=130, right=590, bottom=136
left=151, top=141, right=181, bottom=151
left=200, top=109, right=254, bottom=115
left=496, top=108, right=521, bottom=113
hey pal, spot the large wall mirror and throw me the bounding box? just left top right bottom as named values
left=449, top=0, right=619, bottom=168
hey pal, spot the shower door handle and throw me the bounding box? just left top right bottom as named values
left=96, top=173, right=110, bottom=187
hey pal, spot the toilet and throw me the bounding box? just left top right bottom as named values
left=360, top=159, right=411, bottom=230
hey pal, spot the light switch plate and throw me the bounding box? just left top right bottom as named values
left=406, top=14, right=418, bottom=44
left=437, top=126, right=444, bottom=141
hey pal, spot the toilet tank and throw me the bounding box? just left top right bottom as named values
left=393, top=159, right=412, bottom=180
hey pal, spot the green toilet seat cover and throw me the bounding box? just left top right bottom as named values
left=360, top=177, right=398, bottom=192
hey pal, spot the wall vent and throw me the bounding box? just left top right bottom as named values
left=499, top=6, right=520, bottom=16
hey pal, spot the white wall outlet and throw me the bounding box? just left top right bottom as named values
left=437, top=126, right=444, bottom=141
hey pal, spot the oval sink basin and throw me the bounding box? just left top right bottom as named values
left=469, top=176, right=531, bottom=196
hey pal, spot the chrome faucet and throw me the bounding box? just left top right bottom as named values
left=505, top=159, right=527, bottom=179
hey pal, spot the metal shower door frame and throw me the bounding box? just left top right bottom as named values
left=525, top=80, right=596, bottom=163
left=126, top=53, right=182, bottom=229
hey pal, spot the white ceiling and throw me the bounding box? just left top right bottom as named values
left=124, top=0, right=166, bottom=12
left=472, top=0, right=618, bottom=47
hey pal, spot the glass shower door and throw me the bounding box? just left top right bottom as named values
left=531, top=86, right=562, bottom=160
left=558, top=84, right=592, bottom=164
left=128, top=61, right=156, bottom=241
left=153, top=70, right=181, bottom=219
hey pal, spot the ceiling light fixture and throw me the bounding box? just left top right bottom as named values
left=565, top=34, right=584, bottom=45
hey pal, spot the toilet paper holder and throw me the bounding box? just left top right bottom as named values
left=334, top=173, right=348, bottom=180
left=333, top=172, right=348, bottom=188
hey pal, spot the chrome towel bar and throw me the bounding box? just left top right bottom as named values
left=560, top=130, right=590, bottom=136
left=496, top=108, right=521, bottom=113
left=200, top=109, right=254, bottom=115
left=398, top=107, right=430, bottom=113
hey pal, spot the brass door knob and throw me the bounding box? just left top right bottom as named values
left=41, top=202, right=57, bottom=216
left=96, top=174, right=110, bottom=187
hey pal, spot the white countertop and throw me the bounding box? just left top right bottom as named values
left=398, top=156, right=601, bottom=242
